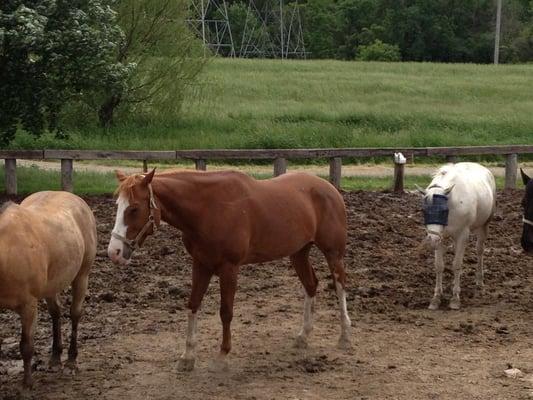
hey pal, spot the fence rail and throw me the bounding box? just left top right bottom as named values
left=2, top=145, right=533, bottom=195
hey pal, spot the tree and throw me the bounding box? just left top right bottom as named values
left=301, top=0, right=337, bottom=58
left=97, top=0, right=206, bottom=127
left=0, top=0, right=129, bottom=145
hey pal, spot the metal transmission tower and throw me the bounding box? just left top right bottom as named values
left=239, top=0, right=306, bottom=59
left=187, top=0, right=235, bottom=57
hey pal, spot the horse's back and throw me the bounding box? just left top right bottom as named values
left=248, top=172, right=347, bottom=260
left=18, top=191, right=96, bottom=298
left=445, top=163, right=496, bottom=228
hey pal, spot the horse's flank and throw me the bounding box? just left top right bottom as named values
left=0, top=191, right=97, bottom=310
left=0, top=201, right=14, bottom=214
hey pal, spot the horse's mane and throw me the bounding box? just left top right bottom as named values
left=0, top=201, right=14, bottom=214
left=430, top=164, right=456, bottom=186
left=432, top=164, right=455, bottom=179
left=115, top=174, right=145, bottom=199
left=115, top=169, right=196, bottom=199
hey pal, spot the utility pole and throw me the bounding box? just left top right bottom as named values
left=279, top=0, right=284, bottom=59
left=494, top=0, right=502, bottom=64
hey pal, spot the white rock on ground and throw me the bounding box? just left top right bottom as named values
left=504, top=368, right=524, bottom=379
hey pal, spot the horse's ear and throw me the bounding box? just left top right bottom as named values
left=116, top=170, right=127, bottom=182
left=444, top=184, right=455, bottom=195
left=414, top=184, right=426, bottom=196
left=142, top=168, right=156, bottom=185
left=520, top=168, right=531, bottom=186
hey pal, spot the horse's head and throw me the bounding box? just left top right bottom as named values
left=521, top=169, right=533, bottom=254
left=416, top=183, right=454, bottom=249
left=108, top=169, right=160, bottom=265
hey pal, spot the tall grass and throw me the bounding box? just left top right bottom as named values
left=7, top=59, right=533, bottom=150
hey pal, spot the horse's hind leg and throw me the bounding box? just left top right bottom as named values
left=64, top=273, right=89, bottom=374
left=290, top=244, right=318, bottom=349
left=19, top=300, right=37, bottom=388
left=325, top=254, right=351, bottom=349
left=45, top=295, right=63, bottom=371
left=474, top=223, right=489, bottom=291
left=209, top=263, right=239, bottom=372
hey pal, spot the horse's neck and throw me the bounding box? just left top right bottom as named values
left=152, top=177, right=199, bottom=232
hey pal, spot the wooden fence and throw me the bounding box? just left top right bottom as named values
left=1, top=145, right=533, bottom=195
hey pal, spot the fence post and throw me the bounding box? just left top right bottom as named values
left=61, top=159, right=73, bottom=192
left=5, top=159, right=17, bottom=195
left=195, top=159, right=207, bottom=171
left=143, top=160, right=148, bottom=173
left=329, top=157, right=342, bottom=190
left=273, top=157, right=287, bottom=177
left=393, top=153, right=406, bottom=194
left=505, top=154, right=518, bottom=190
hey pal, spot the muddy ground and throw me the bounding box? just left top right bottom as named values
left=1, top=190, right=532, bottom=400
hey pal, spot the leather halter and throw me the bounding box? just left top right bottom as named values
left=111, top=184, right=159, bottom=252
left=524, top=217, right=533, bottom=227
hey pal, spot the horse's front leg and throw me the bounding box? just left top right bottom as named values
left=450, top=230, right=469, bottom=310
left=429, top=243, right=445, bottom=310
left=178, top=260, right=212, bottom=372
left=210, top=264, right=239, bottom=372
left=19, top=300, right=37, bottom=389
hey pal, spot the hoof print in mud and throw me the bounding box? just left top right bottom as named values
left=177, top=357, right=195, bottom=372
left=208, top=357, right=229, bottom=373
left=293, top=335, right=309, bottom=349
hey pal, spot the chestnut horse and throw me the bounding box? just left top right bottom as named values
left=0, top=192, right=97, bottom=388
left=108, top=169, right=350, bottom=370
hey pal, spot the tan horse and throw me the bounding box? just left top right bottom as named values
left=108, top=169, right=350, bottom=371
left=0, top=191, right=97, bottom=388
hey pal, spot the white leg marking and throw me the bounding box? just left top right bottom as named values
left=294, top=289, right=315, bottom=348
left=182, top=311, right=198, bottom=359
left=335, top=280, right=351, bottom=335
left=299, top=291, right=315, bottom=339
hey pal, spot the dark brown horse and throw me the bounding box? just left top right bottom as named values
left=107, top=169, right=350, bottom=371
left=521, top=169, right=533, bottom=253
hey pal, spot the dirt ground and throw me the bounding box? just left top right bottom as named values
left=1, top=190, right=532, bottom=400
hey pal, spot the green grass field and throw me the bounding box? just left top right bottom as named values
left=8, top=59, right=533, bottom=151
left=0, top=166, right=516, bottom=195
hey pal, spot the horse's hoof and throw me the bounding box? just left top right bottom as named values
left=208, top=357, right=229, bottom=373
left=428, top=297, right=441, bottom=310
left=63, top=361, right=79, bottom=376
left=337, top=336, right=352, bottom=350
left=19, top=386, right=33, bottom=399
left=177, top=357, right=195, bottom=372
left=449, top=298, right=461, bottom=310
left=293, top=335, right=308, bottom=349
left=48, top=358, right=62, bottom=372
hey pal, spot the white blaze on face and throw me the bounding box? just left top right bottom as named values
left=108, top=194, right=130, bottom=264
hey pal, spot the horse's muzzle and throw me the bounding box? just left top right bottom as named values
left=108, top=240, right=132, bottom=265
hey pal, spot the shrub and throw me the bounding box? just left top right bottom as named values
left=357, top=40, right=401, bottom=62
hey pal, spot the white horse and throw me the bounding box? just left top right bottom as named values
left=417, top=162, right=496, bottom=310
